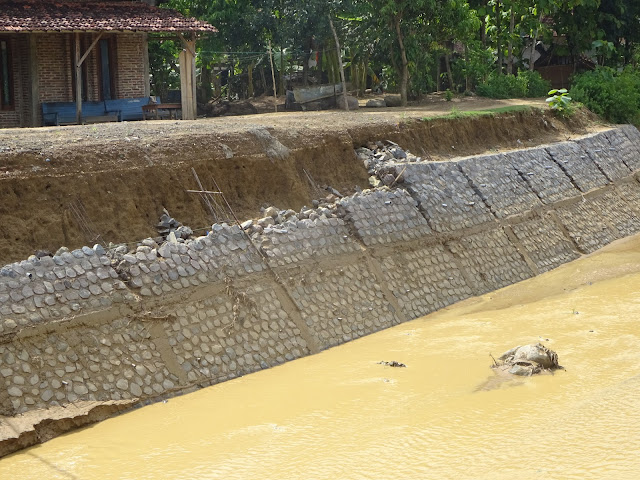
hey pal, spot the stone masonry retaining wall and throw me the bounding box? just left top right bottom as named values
left=2, top=127, right=640, bottom=433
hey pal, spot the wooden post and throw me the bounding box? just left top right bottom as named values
left=268, top=40, right=277, bottom=113
left=179, top=34, right=197, bottom=120
left=28, top=34, right=39, bottom=127
left=142, top=33, right=150, bottom=97
left=74, top=32, right=82, bottom=124
left=328, top=15, right=348, bottom=111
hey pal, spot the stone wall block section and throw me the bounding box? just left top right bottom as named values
left=603, top=127, right=640, bottom=171
left=576, top=132, right=632, bottom=182
left=0, top=245, right=119, bottom=336
left=399, top=162, right=494, bottom=232
left=546, top=141, right=609, bottom=192
left=615, top=182, right=640, bottom=212
left=0, top=319, right=170, bottom=415
left=337, top=188, right=433, bottom=246
left=163, top=286, right=311, bottom=384
left=507, top=148, right=579, bottom=204
left=510, top=215, right=580, bottom=273
left=554, top=199, right=617, bottom=253
left=458, top=153, right=541, bottom=218
left=591, top=191, right=640, bottom=238
left=445, top=228, right=534, bottom=294
left=260, top=216, right=360, bottom=268
left=379, top=244, right=473, bottom=319
left=619, top=124, right=640, bottom=166
left=288, top=262, right=399, bottom=350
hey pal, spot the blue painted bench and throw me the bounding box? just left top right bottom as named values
left=105, top=97, right=152, bottom=122
left=42, top=97, right=155, bottom=125
left=42, top=101, right=119, bottom=126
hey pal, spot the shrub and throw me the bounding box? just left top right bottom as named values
left=518, top=70, right=552, bottom=97
left=546, top=88, right=573, bottom=116
left=570, top=66, right=640, bottom=124
left=476, top=71, right=551, bottom=99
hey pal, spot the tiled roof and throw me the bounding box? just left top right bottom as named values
left=0, top=0, right=217, bottom=33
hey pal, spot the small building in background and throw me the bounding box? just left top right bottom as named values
left=0, top=0, right=215, bottom=128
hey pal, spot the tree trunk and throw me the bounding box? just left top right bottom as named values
left=507, top=6, right=515, bottom=75
left=436, top=57, right=441, bottom=92
left=445, top=52, right=454, bottom=91
left=394, top=13, right=409, bottom=106
left=328, top=15, right=349, bottom=111
left=248, top=62, right=254, bottom=98
left=529, top=12, right=543, bottom=71
left=496, top=0, right=503, bottom=74
left=316, top=47, right=323, bottom=83
left=228, top=54, right=233, bottom=100
left=464, top=44, right=471, bottom=91
left=279, top=48, right=285, bottom=96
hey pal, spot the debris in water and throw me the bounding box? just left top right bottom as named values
left=491, top=343, right=563, bottom=377
left=378, top=360, right=406, bottom=368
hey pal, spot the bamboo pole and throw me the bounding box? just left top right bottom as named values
left=328, top=15, right=348, bottom=111
left=267, top=40, right=278, bottom=113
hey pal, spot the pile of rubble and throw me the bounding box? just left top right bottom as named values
left=240, top=197, right=342, bottom=238
left=355, top=141, right=422, bottom=187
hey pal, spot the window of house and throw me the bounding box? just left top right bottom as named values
left=0, top=38, right=14, bottom=110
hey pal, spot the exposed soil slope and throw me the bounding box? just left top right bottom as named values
left=0, top=99, right=602, bottom=264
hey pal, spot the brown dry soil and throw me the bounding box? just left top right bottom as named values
left=0, top=96, right=604, bottom=265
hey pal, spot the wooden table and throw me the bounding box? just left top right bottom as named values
left=142, top=103, right=182, bottom=120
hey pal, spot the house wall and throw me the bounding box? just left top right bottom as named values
left=115, top=34, right=147, bottom=98
left=0, top=31, right=148, bottom=128
left=0, top=35, right=29, bottom=128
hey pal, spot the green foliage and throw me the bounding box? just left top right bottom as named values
left=518, top=70, right=552, bottom=97
left=546, top=88, right=573, bottom=115
left=476, top=71, right=550, bottom=99
left=570, top=67, right=640, bottom=124
left=445, top=89, right=453, bottom=101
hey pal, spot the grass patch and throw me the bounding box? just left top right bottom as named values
left=421, top=104, right=536, bottom=122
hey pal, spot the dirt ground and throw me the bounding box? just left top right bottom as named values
left=0, top=95, right=606, bottom=264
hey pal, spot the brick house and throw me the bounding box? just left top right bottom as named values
left=0, top=0, right=216, bottom=128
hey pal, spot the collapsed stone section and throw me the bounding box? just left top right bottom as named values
left=510, top=215, right=579, bottom=273
left=546, top=141, right=609, bottom=192
left=0, top=246, right=127, bottom=336
left=446, top=229, right=534, bottom=294
left=336, top=188, right=432, bottom=246
left=507, top=148, right=579, bottom=204
left=576, top=132, right=632, bottom=182
left=379, top=244, right=473, bottom=319
left=259, top=216, right=360, bottom=268
left=458, top=153, right=542, bottom=218
left=399, top=162, right=494, bottom=233
left=121, top=225, right=264, bottom=298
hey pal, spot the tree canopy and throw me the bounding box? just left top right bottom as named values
left=151, top=0, right=640, bottom=104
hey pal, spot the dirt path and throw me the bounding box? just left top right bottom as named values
left=0, top=97, right=548, bottom=159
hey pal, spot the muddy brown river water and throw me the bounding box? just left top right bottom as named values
left=2, top=236, right=640, bottom=479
